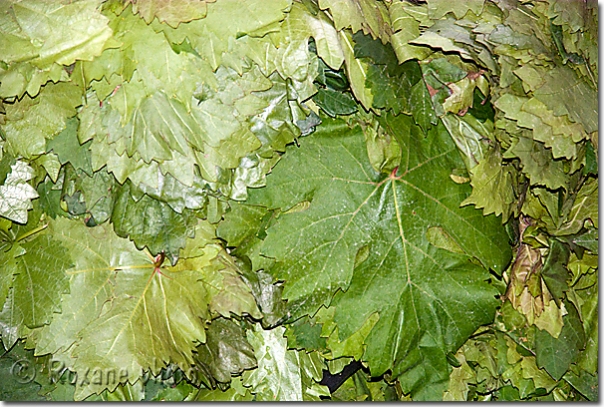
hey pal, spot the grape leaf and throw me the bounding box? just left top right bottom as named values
left=243, top=324, right=303, bottom=400
left=0, top=0, right=111, bottom=98
left=461, top=147, right=516, bottom=221
left=339, top=30, right=373, bottom=109
left=46, top=117, right=93, bottom=176
left=35, top=218, right=259, bottom=399
left=533, top=66, right=597, bottom=134
left=127, top=0, right=213, bottom=27
left=194, top=318, right=256, bottom=385
left=154, top=0, right=292, bottom=71
left=318, top=0, right=392, bottom=42
left=0, top=340, right=46, bottom=401
left=313, top=88, right=358, bottom=117
left=506, top=136, right=568, bottom=191
left=248, top=115, right=510, bottom=399
left=0, top=160, right=39, bottom=224
left=427, top=0, right=484, bottom=20
left=494, top=94, right=582, bottom=159
left=555, top=177, right=598, bottom=236
left=387, top=1, right=432, bottom=63
left=242, top=324, right=329, bottom=401
left=409, top=79, right=437, bottom=133
left=0, top=0, right=112, bottom=68
left=535, top=302, right=585, bottom=381
left=8, top=233, right=71, bottom=329
left=2, top=82, right=81, bottom=159
left=110, top=182, right=198, bottom=261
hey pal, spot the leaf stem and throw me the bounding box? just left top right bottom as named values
left=16, top=223, right=48, bottom=242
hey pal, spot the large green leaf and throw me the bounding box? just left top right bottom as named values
left=35, top=218, right=259, bottom=399
left=248, top=116, right=510, bottom=398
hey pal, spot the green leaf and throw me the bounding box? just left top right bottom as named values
left=111, top=182, right=197, bottom=261
left=285, top=316, right=327, bottom=351
left=193, top=376, right=253, bottom=401
left=427, top=0, right=484, bottom=20
left=243, top=324, right=327, bottom=400
left=555, top=177, right=597, bottom=236
left=575, top=281, right=597, bottom=376
left=194, top=318, right=256, bottom=384
left=355, top=32, right=423, bottom=114
left=46, top=118, right=92, bottom=176
left=317, top=306, right=379, bottom=361
left=571, top=227, right=598, bottom=254
left=0, top=0, right=112, bottom=98
left=313, top=88, right=358, bottom=117
left=387, top=2, right=432, bottom=63
left=410, top=80, right=437, bottom=133
left=507, top=136, right=568, bottom=191
left=303, top=7, right=345, bottom=71
left=533, top=66, right=597, bottom=134
left=155, top=0, right=292, bottom=71
left=365, top=118, right=402, bottom=173
left=2, top=82, right=81, bottom=158
left=540, top=240, right=570, bottom=304
left=248, top=116, right=510, bottom=399
left=461, top=147, right=516, bottom=221
left=535, top=302, right=585, bottom=381
left=494, top=94, right=582, bottom=159
left=440, top=114, right=488, bottom=171
left=339, top=30, right=373, bottom=109
left=35, top=218, right=259, bottom=399
left=318, top=0, right=392, bottom=42
left=564, top=368, right=598, bottom=401
left=0, top=340, right=45, bottom=401
left=243, top=324, right=303, bottom=400
left=8, top=233, right=71, bottom=329
left=0, top=0, right=112, bottom=67
left=127, top=0, right=210, bottom=27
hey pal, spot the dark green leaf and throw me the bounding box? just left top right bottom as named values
left=313, top=88, right=358, bottom=117
left=535, top=302, right=585, bottom=381
left=410, top=80, right=437, bottom=133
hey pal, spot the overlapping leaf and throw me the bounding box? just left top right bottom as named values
left=0, top=0, right=112, bottom=99
left=35, top=218, right=259, bottom=399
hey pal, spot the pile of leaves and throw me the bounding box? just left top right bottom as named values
left=0, top=0, right=597, bottom=401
